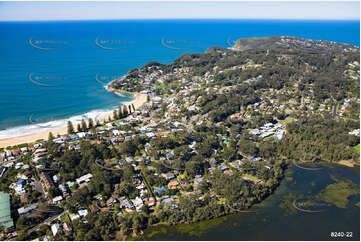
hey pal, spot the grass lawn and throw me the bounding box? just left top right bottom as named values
left=284, top=117, right=293, bottom=123
left=242, top=174, right=261, bottom=183
left=353, top=144, right=360, bottom=155
left=263, top=135, right=275, bottom=141
left=60, top=213, right=71, bottom=223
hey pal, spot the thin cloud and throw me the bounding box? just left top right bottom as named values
left=0, top=1, right=359, bottom=21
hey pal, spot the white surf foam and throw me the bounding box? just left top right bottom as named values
left=0, top=108, right=116, bottom=139
left=0, top=76, right=134, bottom=140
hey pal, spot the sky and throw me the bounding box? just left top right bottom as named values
left=0, top=1, right=359, bottom=21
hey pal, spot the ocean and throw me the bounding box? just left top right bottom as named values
left=0, top=19, right=359, bottom=139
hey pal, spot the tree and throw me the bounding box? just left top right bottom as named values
left=115, top=182, right=132, bottom=197
left=113, top=110, right=118, bottom=120
left=118, top=106, right=123, bottom=118
left=67, top=121, right=74, bottom=134
left=88, top=118, right=94, bottom=129
left=77, top=123, right=82, bottom=133
left=185, top=158, right=204, bottom=178
left=238, top=138, right=258, bottom=155
left=48, top=132, right=54, bottom=141
left=123, top=105, right=128, bottom=116
left=119, top=141, right=138, bottom=156
left=81, top=119, right=87, bottom=132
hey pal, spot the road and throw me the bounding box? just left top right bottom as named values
left=8, top=210, right=65, bottom=241
left=332, top=101, right=339, bottom=118
left=26, top=210, right=66, bottom=235
left=33, top=180, right=46, bottom=200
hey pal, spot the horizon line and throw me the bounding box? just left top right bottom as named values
left=1, top=18, right=360, bottom=23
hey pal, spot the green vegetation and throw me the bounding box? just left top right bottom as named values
left=317, top=179, right=359, bottom=208
left=2, top=36, right=359, bottom=240
left=280, top=117, right=359, bottom=163
left=284, top=117, right=293, bottom=124
left=353, top=144, right=360, bottom=155
left=279, top=193, right=298, bottom=215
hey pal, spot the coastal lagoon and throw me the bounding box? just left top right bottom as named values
left=0, top=19, right=359, bottom=139
left=140, top=164, right=360, bottom=241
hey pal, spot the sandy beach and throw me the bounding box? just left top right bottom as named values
left=0, top=90, right=148, bottom=148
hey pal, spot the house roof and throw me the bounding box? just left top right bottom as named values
left=168, top=180, right=179, bottom=187
left=144, top=200, right=155, bottom=206
left=89, top=204, right=99, bottom=213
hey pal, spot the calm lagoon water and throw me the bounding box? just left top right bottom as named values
left=140, top=164, right=360, bottom=241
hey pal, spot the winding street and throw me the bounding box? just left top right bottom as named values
left=332, top=101, right=339, bottom=118
left=26, top=210, right=66, bottom=235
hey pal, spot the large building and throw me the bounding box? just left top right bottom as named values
left=0, top=192, right=14, bottom=232
left=40, top=172, right=54, bottom=191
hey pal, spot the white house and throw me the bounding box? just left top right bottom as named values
left=52, top=195, right=63, bottom=204
left=76, top=173, right=93, bottom=185
left=53, top=175, right=60, bottom=183
left=77, top=132, right=86, bottom=138
left=51, top=223, right=59, bottom=236
left=78, top=209, right=88, bottom=217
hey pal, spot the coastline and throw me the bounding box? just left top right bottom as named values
left=0, top=85, right=147, bottom=148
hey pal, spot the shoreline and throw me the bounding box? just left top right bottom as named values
left=0, top=85, right=147, bottom=148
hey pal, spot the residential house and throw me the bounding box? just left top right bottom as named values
left=52, top=196, right=63, bottom=204
left=11, top=149, right=20, bottom=157
left=106, top=196, right=117, bottom=207
left=165, top=152, right=174, bottom=160
left=167, top=180, right=179, bottom=189
left=63, top=222, right=72, bottom=233
left=162, top=173, right=175, bottom=181
left=119, top=198, right=134, bottom=211
left=40, top=172, right=54, bottom=191
left=58, top=184, right=69, bottom=197
left=132, top=197, right=143, bottom=211
left=264, top=164, right=273, bottom=170
left=78, top=209, right=88, bottom=217
left=52, top=175, right=60, bottom=184
left=89, top=205, right=99, bottom=213
left=75, top=173, right=93, bottom=185
left=51, top=224, right=59, bottom=236
left=144, top=199, right=155, bottom=207
left=17, top=204, right=38, bottom=216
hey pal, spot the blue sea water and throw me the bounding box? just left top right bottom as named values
left=0, top=19, right=359, bottom=138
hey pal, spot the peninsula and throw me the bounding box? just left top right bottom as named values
left=0, top=36, right=359, bottom=241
